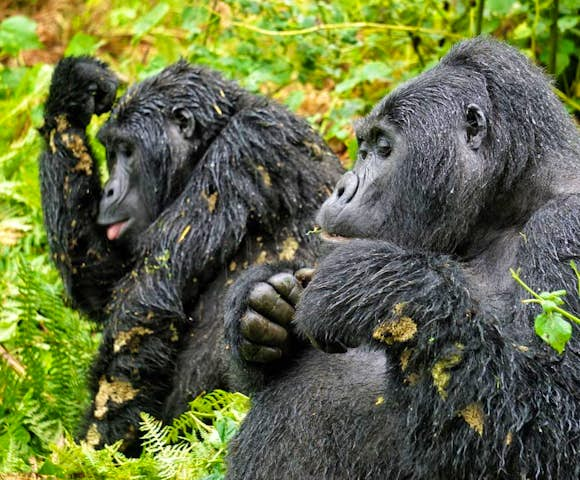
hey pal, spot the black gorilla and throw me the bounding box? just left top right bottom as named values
left=225, top=38, right=580, bottom=479
left=38, top=57, right=341, bottom=450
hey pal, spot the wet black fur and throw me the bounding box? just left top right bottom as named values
left=38, top=57, right=341, bottom=450
left=226, top=38, right=580, bottom=479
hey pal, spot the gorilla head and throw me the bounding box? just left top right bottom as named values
left=96, top=62, right=239, bottom=247
left=317, top=39, right=578, bottom=254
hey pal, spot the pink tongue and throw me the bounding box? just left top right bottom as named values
left=107, top=222, right=126, bottom=241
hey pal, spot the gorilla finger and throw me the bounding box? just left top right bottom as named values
left=239, top=340, right=283, bottom=364
left=268, top=272, right=303, bottom=306
left=295, top=268, right=315, bottom=287
left=248, top=282, right=295, bottom=326
left=240, top=310, right=288, bottom=345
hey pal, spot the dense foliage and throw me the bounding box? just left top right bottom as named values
left=0, top=1, right=578, bottom=478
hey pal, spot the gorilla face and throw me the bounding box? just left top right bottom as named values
left=317, top=68, right=491, bottom=254
left=96, top=134, right=152, bottom=245
left=96, top=105, right=197, bottom=249
left=316, top=115, right=407, bottom=243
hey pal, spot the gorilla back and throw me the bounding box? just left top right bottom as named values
left=226, top=38, right=580, bottom=479
left=38, top=57, right=341, bottom=450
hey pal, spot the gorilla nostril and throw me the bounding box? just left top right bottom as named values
left=106, top=188, right=114, bottom=198
left=333, top=172, right=359, bottom=204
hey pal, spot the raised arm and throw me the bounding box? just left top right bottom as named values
left=39, top=57, right=127, bottom=318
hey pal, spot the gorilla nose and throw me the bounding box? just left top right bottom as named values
left=333, top=171, right=358, bottom=204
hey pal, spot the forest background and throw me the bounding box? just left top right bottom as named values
left=0, top=0, right=578, bottom=478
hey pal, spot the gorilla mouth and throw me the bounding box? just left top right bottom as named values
left=106, top=219, right=131, bottom=241
left=320, top=230, right=352, bottom=245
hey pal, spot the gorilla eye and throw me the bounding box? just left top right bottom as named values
left=118, top=142, right=134, bottom=158
left=377, top=139, right=392, bottom=158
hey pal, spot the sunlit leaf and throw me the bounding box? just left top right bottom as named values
left=133, top=3, right=170, bottom=39
left=64, top=33, right=104, bottom=56
left=534, top=311, right=572, bottom=354
left=0, top=16, right=42, bottom=56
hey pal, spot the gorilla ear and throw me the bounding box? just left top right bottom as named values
left=465, top=103, right=487, bottom=150
left=171, top=106, right=196, bottom=139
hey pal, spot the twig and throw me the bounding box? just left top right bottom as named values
left=0, top=343, right=26, bottom=377
left=554, top=88, right=580, bottom=112
left=230, top=21, right=461, bottom=39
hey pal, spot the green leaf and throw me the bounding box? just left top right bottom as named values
left=64, top=33, right=103, bottom=56
left=512, top=22, right=532, bottom=40
left=0, top=315, right=17, bottom=342
left=557, top=16, right=579, bottom=32
left=284, top=90, right=305, bottom=112
left=133, top=3, right=170, bottom=39
left=534, top=311, right=572, bottom=354
left=335, top=62, right=392, bottom=93
left=486, top=0, right=517, bottom=15
left=0, top=16, right=42, bottom=56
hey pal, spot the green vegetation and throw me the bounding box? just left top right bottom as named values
left=0, top=1, right=578, bottom=477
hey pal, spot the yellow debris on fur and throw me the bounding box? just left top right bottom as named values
left=85, top=423, right=101, bottom=447
left=55, top=114, right=70, bottom=132
left=459, top=402, right=485, bottom=436
left=505, top=431, right=513, bottom=446
left=373, top=316, right=417, bottom=345
left=178, top=225, right=191, bottom=243
left=431, top=351, right=463, bottom=399
left=279, top=236, right=299, bottom=261
left=94, top=377, right=139, bottom=420
left=256, top=250, right=269, bottom=264
left=113, top=326, right=154, bottom=353
left=400, top=348, right=413, bottom=372
left=201, top=191, right=219, bottom=213
left=256, top=165, right=272, bottom=187
left=60, top=132, right=93, bottom=175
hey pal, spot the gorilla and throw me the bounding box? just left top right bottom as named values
left=38, top=57, right=341, bottom=451
left=225, top=38, right=580, bottom=479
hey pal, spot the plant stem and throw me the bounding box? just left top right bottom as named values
left=230, top=21, right=462, bottom=40
left=475, top=0, right=485, bottom=36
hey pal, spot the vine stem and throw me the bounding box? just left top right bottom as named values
left=510, top=268, right=540, bottom=299
left=511, top=268, right=580, bottom=325
left=230, top=21, right=462, bottom=39
left=523, top=299, right=580, bottom=325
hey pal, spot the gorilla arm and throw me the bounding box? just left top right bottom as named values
left=39, top=57, right=126, bottom=318
left=295, top=239, right=478, bottom=352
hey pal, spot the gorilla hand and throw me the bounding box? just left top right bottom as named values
left=225, top=266, right=314, bottom=365
left=44, top=57, right=119, bottom=130
left=238, top=269, right=314, bottom=363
